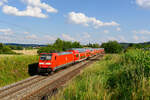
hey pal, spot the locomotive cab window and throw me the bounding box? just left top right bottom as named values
left=40, top=54, right=52, bottom=60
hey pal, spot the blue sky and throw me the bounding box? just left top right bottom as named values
left=0, top=0, right=150, bottom=44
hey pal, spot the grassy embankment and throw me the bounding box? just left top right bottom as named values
left=0, top=55, right=38, bottom=87
left=52, top=49, right=150, bottom=100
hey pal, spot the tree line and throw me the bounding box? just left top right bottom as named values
left=0, top=43, right=15, bottom=54
left=37, top=38, right=104, bottom=54
left=37, top=38, right=83, bottom=54
left=2, top=38, right=149, bottom=55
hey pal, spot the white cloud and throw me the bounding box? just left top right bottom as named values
left=133, top=30, right=150, bottom=34
left=22, top=0, right=58, bottom=13
left=0, top=28, right=14, bottom=35
left=68, top=12, right=119, bottom=28
left=116, top=27, right=121, bottom=31
left=104, top=30, right=109, bottom=34
left=0, top=0, right=7, bottom=6
left=3, top=5, right=47, bottom=18
left=62, top=33, right=75, bottom=41
left=2, top=0, right=58, bottom=18
left=136, top=0, right=150, bottom=8
left=0, top=28, right=57, bottom=44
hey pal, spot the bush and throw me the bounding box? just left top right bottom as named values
left=8, top=45, right=23, bottom=50
left=37, top=45, right=58, bottom=54
left=101, top=41, right=123, bottom=53
left=104, top=49, right=150, bottom=99
left=52, top=49, right=150, bottom=100
left=0, top=43, right=16, bottom=54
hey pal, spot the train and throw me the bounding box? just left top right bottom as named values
left=38, top=48, right=105, bottom=74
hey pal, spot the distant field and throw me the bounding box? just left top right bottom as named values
left=13, top=49, right=38, bottom=55
left=52, top=50, right=150, bottom=100
left=0, top=55, right=38, bottom=87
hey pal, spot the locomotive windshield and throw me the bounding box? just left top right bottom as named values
left=40, top=54, right=52, bottom=60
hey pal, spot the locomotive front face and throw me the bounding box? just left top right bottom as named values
left=39, top=54, right=52, bottom=68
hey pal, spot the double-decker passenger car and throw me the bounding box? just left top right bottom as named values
left=67, top=48, right=87, bottom=62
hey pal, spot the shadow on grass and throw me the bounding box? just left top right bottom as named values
left=28, top=63, right=38, bottom=76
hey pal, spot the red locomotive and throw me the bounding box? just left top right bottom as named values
left=38, top=48, right=104, bottom=74
left=38, top=52, right=74, bottom=73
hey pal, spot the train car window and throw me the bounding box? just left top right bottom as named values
left=58, top=52, right=73, bottom=56
left=40, top=54, right=52, bottom=60
left=55, top=56, right=57, bottom=60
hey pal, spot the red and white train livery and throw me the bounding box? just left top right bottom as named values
left=38, top=48, right=104, bottom=74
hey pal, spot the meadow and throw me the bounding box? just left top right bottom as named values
left=52, top=49, right=150, bottom=100
left=13, top=49, right=38, bottom=55
left=0, top=55, right=38, bottom=87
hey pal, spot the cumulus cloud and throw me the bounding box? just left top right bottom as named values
left=133, top=30, right=150, bottom=34
left=2, top=0, right=58, bottom=18
left=136, top=0, right=150, bottom=8
left=3, top=5, right=47, bottom=18
left=62, top=33, right=75, bottom=41
left=0, top=0, right=7, bottom=6
left=22, top=0, right=58, bottom=13
left=0, top=28, right=14, bottom=35
left=0, top=28, right=57, bottom=44
left=68, top=12, right=119, bottom=28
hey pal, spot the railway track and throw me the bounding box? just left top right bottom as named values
left=0, top=55, right=103, bottom=100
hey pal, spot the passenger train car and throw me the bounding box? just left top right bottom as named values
left=38, top=48, right=104, bottom=74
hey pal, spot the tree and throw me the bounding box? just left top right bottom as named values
left=37, top=38, right=83, bottom=54
left=101, top=41, right=123, bottom=53
left=85, top=43, right=100, bottom=48
left=72, top=41, right=83, bottom=48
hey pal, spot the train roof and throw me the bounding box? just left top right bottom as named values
left=68, top=48, right=86, bottom=52
left=57, top=52, right=73, bottom=55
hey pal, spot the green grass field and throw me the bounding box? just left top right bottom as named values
left=52, top=49, right=150, bottom=100
left=0, top=55, right=38, bottom=87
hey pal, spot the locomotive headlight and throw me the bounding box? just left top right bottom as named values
left=46, top=63, right=51, bottom=65
left=39, top=63, right=44, bottom=65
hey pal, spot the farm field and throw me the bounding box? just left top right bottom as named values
left=13, top=49, right=38, bottom=55
left=0, top=55, right=38, bottom=87
left=52, top=49, right=150, bottom=100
